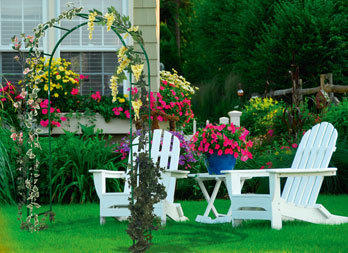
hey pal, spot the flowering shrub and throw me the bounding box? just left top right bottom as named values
left=150, top=70, right=198, bottom=127
left=25, top=57, right=81, bottom=110
left=192, top=123, right=253, bottom=162
left=241, top=97, right=284, bottom=137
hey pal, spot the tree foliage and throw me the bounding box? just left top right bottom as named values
left=162, top=0, right=347, bottom=93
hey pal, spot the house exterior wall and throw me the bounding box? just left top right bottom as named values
left=133, top=0, right=160, bottom=92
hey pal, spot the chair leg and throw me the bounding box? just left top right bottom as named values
left=232, top=219, right=242, bottom=227
left=100, top=216, right=106, bottom=225
left=271, top=211, right=282, bottom=229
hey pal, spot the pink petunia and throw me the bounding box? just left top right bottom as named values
left=51, top=121, right=61, bottom=127
left=71, top=88, right=79, bottom=95
left=40, top=99, right=49, bottom=108
left=209, top=149, right=214, bottom=155
left=1, top=98, right=6, bottom=102
left=91, top=91, right=101, bottom=101
left=124, top=110, right=130, bottom=119
left=42, top=109, right=48, bottom=115
left=217, top=150, right=223, bottom=156
left=60, top=117, right=67, bottom=121
left=40, top=120, right=49, bottom=127
left=292, top=143, right=298, bottom=149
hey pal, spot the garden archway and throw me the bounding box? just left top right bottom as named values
left=14, top=6, right=152, bottom=229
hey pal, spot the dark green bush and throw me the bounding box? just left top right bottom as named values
left=0, top=125, right=124, bottom=205
left=0, top=127, right=17, bottom=205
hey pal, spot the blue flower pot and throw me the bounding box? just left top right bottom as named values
left=206, top=154, right=236, bottom=175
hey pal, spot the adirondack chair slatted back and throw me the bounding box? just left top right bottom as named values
left=151, top=129, right=180, bottom=203
left=124, top=135, right=142, bottom=194
left=281, top=122, right=337, bottom=207
left=123, top=130, right=180, bottom=203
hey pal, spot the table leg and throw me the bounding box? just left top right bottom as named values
left=197, top=179, right=221, bottom=218
left=202, top=179, right=222, bottom=217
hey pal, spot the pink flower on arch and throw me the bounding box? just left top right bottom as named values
left=42, top=109, right=48, bottom=115
left=291, top=143, right=298, bottom=149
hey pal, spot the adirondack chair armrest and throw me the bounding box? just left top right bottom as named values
left=267, top=168, right=337, bottom=178
left=163, top=169, right=190, bottom=179
left=89, top=169, right=127, bottom=179
left=89, top=170, right=127, bottom=198
left=221, top=169, right=269, bottom=179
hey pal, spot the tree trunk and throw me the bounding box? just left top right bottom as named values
left=174, top=0, right=181, bottom=58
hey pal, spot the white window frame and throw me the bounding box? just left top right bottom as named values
left=55, top=0, right=131, bottom=95
left=0, top=0, right=47, bottom=83
left=0, top=0, right=47, bottom=52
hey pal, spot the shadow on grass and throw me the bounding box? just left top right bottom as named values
left=115, top=222, right=249, bottom=252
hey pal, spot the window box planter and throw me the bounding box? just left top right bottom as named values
left=39, top=113, right=135, bottom=135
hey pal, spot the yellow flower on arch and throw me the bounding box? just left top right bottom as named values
left=131, top=64, right=144, bottom=82
left=132, top=99, right=142, bottom=120
left=104, top=12, right=115, bottom=32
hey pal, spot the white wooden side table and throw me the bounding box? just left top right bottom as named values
left=189, top=170, right=269, bottom=224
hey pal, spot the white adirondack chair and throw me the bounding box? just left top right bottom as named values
left=228, top=122, right=348, bottom=229
left=89, top=129, right=189, bottom=225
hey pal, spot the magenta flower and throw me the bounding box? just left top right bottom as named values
left=71, top=88, right=79, bottom=95
left=40, top=120, right=49, bottom=127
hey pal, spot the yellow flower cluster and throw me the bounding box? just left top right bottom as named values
left=245, top=97, right=281, bottom=130
left=110, top=75, right=118, bottom=102
left=104, top=13, right=115, bottom=32
left=247, top=97, right=278, bottom=111
left=88, top=11, right=98, bottom=40
left=26, top=57, right=79, bottom=98
left=117, top=46, right=130, bottom=74
left=132, top=99, right=142, bottom=120
left=131, top=64, right=144, bottom=82
left=160, top=69, right=198, bottom=99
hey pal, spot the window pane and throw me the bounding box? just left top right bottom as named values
left=60, top=20, right=81, bottom=46
left=0, top=0, right=42, bottom=47
left=61, top=51, right=118, bottom=95
left=59, top=0, right=123, bottom=48
left=80, top=74, right=102, bottom=95
left=0, top=53, right=23, bottom=85
left=1, top=21, right=21, bottom=45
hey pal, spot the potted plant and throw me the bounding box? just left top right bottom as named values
left=191, top=123, right=253, bottom=174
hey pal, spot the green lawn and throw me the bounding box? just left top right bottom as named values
left=1, top=195, right=348, bottom=253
